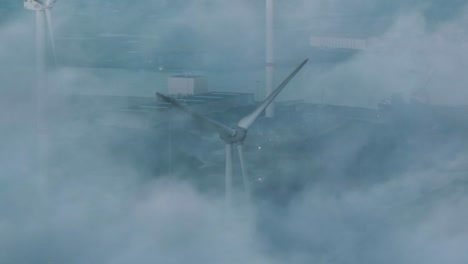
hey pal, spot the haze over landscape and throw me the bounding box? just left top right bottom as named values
left=1, top=0, right=468, bottom=263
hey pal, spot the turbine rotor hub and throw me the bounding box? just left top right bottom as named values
left=220, top=126, right=247, bottom=144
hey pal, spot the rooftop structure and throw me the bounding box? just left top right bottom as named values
left=152, top=91, right=254, bottom=114
left=84, top=91, right=255, bottom=129
left=168, top=75, right=208, bottom=96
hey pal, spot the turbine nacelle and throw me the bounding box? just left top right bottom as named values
left=24, top=0, right=57, bottom=11
left=24, top=0, right=45, bottom=11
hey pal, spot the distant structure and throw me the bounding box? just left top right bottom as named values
left=168, top=75, right=208, bottom=96
left=310, top=36, right=369, bottom=50
left=410, top=87, right=431, bottom=105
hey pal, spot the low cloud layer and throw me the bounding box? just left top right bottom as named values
left=293, top=6, right=468, bottom=107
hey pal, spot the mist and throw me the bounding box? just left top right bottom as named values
left=1, top=0, right=468, bottom=263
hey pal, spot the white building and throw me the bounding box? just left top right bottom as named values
left=168, top=75, right=208, bottom=96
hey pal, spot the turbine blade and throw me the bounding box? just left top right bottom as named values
left=156, top=92, right=236, bottom=137
left=237, top=144, right=251, bottom=200
left=44, top=8, right=57, bottom=66
left=225, top=144, right=233, bottom=208
left=237, top=59, right=308, bottom=129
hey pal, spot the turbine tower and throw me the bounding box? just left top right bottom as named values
left=265, top=0, right=275, bottom=118
left=157, top=59, right=308, bottom=206
left=24, top=0, right=58, bottom=197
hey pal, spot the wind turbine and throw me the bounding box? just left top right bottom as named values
left=24, top=0, right=58, bottom=70
left=157, top=59, right=308, bottom=206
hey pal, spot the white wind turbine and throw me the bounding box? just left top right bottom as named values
left=157, top=59, right=308, bottom=205
left=24, top=0, right=58, bottom=71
